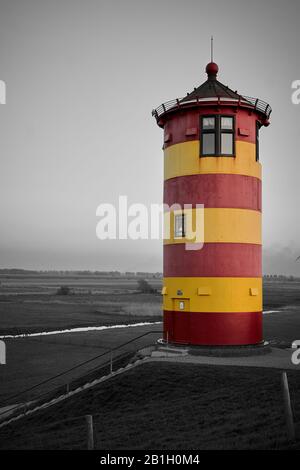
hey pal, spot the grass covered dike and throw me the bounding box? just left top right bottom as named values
left=0, top=362, right=299, bottom=450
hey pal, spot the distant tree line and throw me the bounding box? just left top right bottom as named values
left=56, top=286, right=72, bottom=295
left=0, top=269, right=163, bottom=279
left=263, top=274, right=300, bottom=281
left=137, top=279, right=157, bottom=294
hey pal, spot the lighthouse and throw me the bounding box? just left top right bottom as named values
left=152, top=59, right=271, bottom=346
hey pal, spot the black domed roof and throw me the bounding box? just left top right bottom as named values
left=152, top=62, right=272, bottom=123
left=180, top=62, right=242, bottom=103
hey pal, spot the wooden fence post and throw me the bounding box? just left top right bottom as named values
left=281, top=371, right=295, bottom=442
left=85, top=414, right=94, bottom=450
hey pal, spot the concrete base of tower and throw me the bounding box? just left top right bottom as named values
left=156, top=338, right=271, bottom=357
left=163, top=310, right=263, bottom=346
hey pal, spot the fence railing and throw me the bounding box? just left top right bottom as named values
left=152, top=95, right=272, bottom=120
left=0, top=370, right=296, bottom=450
left=0, top=329, right=162, bottom=423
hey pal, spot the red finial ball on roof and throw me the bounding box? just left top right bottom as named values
left=206, top=62, right=219, bottom=77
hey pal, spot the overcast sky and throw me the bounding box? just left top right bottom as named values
left=0, top=0, right=299, bottom=274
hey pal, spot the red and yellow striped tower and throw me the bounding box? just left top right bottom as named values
left=152, top=61, right=271, bottom=345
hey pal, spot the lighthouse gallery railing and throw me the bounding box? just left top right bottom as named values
left=152, top=95, right=272, bottom=120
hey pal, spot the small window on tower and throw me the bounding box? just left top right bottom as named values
left=174, top=213, right=186, bottom=238
left=220, top=116, right=234, bottom=155
left=201, top=115, right=216, bottom=156
left=221, top=133, right=233, bottom=154
left=221, top=116, right=233, bottom=130
left=202, top=133, right=215, bottom=154
left=201, top=115, right=235, bottom=157
left=203, top=117, right=215, bottom=129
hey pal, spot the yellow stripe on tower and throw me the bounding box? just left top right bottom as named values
left=164, top=140, right=261, bottom=181
left=164, top=208, right=261, bottom=245
left=163, top=277, right=262, bottom=312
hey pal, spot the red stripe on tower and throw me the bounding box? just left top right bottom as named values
left=164, top=243, right=262, bottom=278
left=163, top=311, right=263, bottom=346
left=164, top=174, right=261, bottom=211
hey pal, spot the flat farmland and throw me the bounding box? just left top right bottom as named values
left=0, top=273, right=163, bottom=404
left=0, top=274, right=300, bottom=411
left=0, top=274, right=162, bottom=335
left=0, top=324, right=162, bottom=404
left=0, top=275, right=299, bottom=335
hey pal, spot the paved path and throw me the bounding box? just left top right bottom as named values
left=150, top=347, right=300, bottom=370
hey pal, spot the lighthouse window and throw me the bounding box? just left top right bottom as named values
left=220, top=115, right=234, bottom=155
left=202, top=133, right=215, bottom=155
left=221, top=116, right=233, bottom=130
left=174, top=213, right=185, bottom=238
left=221, top=133, right=234, bottom=155
left=201, top=115, right=235, bottom=157
left=203, top=117, right=215, bottom=129
left=201, top=115, right=216, bottom=155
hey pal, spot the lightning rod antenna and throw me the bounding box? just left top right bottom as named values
left=211, top=36, right=214, bottom=62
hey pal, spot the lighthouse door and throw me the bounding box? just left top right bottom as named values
left=172, top=298, right=190, bottom=344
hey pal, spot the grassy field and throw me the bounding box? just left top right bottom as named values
left=1, top=305, right=299, bottom=406
left=0, top=273, right=300, bottom=450
left=0, top=276, right=300, bottom=402
left=0, top=324, right=162, bottom=404
left=0, top=273, right=163, bottom=404
left=0, top=293, right=162, bottom=335
left=0, top=362, right=299, bottom=450
left=0, top=273, right=162, bottom=335
left=263, top=279, right=300, bottom=309
left=0, top=275, right=299, bottom=335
